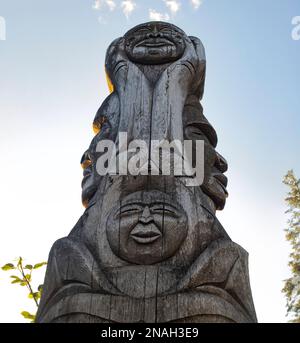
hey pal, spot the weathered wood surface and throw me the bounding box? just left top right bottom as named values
left=36, top=22, right=257, bottom=323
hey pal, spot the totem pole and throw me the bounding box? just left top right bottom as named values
left=36, top=22, right=257, bottom=323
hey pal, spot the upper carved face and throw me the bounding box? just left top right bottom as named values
left=106, top=189, right=188, bottom=265
left=124, top=22, right=186, bottom=64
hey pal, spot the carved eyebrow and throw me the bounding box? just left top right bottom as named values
left=119, top=206, right=143, bottom=214
left=150, top=202, right=182, bottom=212
left=118, top=201, right=144, bottom=210
left=160, top=25, right=182, bottom=33
left=132, top=27, right=153, bottom=34
left=118, top=200, right=180, bottom=210
left=114, top=202, right=143, bottom=218
left=159, top=26, right=173, bottom=31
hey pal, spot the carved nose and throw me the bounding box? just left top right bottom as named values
left=147, top=32, right=162, bottom=39
left=139, top=206, right=154, bottom=224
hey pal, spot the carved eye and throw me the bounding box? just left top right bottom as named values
left=191, top=130, right=203, bottom=136
left=187, top=126, right=203, bottom=136
left=136, top=28, right=151, bottom=36
left=118, top=205, right=143, bottom=217
left=151, top=204, right=180, bottom=218
left=185, top=125, right=207, bottom=142
left=150, top=207, right=164, bottom=214
left=160, top=28, right=172, bottom=34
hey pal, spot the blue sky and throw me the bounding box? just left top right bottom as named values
left=0, top=0, right=299, bottom=322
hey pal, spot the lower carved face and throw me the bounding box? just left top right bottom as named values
left=124, top=22, right=186, bottom=65
left=106, top=190, right=188, bottom=265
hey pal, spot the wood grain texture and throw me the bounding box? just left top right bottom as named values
left=36, top=22, right=257, bottom=323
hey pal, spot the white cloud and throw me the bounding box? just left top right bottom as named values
left=93, top=0, right=203, bottom=22
left=149, top=9, right=170, bottom=22
left=121, top=0, right=136, bottom=18
left=163, top=0, right=181, bottom=15
left=106, top=0, right=117, bottom=11
left=93, top=0, right=116, bottom=11
left=93, top=0, right=102, bottom=10
left=190, top=0, right=203, bottom=10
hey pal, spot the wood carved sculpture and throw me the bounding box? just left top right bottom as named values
left=36, top=22, right=257, bottom=323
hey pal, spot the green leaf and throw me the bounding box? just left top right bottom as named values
left=21, top=311, right=36, bottom=320
left=25, top=274, right=31, bottom=282
left=38, top=284, right=43, bottom=292
left=28, top=292, right=40, bottom=300
left=33, top=262, right=47, bottom=269
left=17, top=257, right=23, bottom=268
left=24, top=264, right=33, bottom=270
left=1, top=263, right=15, bottom=271
left=20, top=282, right=27, bottom=286
left=10, top=276, right=22, bottom=284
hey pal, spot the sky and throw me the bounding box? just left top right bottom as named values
left=0, top=0, right=299, bottom=323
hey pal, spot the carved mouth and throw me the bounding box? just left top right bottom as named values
left=213, top=173, right=228, bottom=195
left=130, top=224, right=162, bottom=244
left=136, top=38, right=174, bottom=48
left=143, top=42, right=169, bottom=47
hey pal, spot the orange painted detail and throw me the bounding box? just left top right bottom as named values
left=93, top=122, right=101, bottom=135
left=82, top=199, right=89, bottom=209
left=93, top=116, right=107, bottom=135
left=81, top=159, right=92, bottom=170
left=105, top=69, right=114, bottom=93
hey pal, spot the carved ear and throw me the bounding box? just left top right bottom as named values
left=189, top=36, right=206, bottom=62
left=189, top=36, right=206, bottom=100
left=104, top=37, right=124, bottom=83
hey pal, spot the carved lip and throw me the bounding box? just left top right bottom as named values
left=213, top=174, right=228, bottom=196
left=130, top=225, right=162, bottom=244
left=143, top=42, right=170, bottom=47
left=136, top=38, right=174, bottom=48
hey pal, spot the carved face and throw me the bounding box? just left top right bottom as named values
left=124, top=22, right=186, bottom=64
left=81, top=150, right=97, bottom=208
left=106, top=190, right=188, bottom=265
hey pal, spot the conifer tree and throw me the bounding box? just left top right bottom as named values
left=282, top=170, right=300, bottom=322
